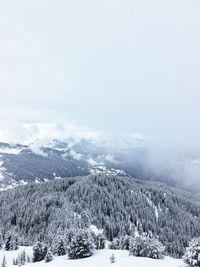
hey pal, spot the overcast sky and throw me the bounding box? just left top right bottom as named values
left=0, top=0, right=200, bottom=146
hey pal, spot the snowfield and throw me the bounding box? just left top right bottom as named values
left=0, top=247, right=184, bottom=267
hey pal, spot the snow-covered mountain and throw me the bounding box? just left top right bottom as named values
left=0, top=138, right=148, bottom=190
left=0, top=138, right=200, bottom=192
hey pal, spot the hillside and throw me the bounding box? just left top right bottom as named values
left=0, top=174, right=200, bottom=257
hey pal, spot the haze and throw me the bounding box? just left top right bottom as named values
left=0, top=0, right=200, bottom=150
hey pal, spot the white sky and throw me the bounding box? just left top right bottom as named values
left=0, top=0, right=200, bottom=146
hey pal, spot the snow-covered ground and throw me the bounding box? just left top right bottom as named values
left=0, top=246, right=32, bottom=265
left=0, top=247, right=184, bottom=267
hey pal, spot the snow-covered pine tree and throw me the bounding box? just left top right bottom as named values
left=95, top=233, right=106, bottom=250
left=109, top=253, right=116, bottom=263
left=45, top=249, right=54, bottom=263
left=13, top=253, right=26, bottom=266
left=147, top=238, right=165, bottom=259
left=121, top=235, right=130, bottom=250
left=1, top=256, right=7, bottom=267
left=65, top=229, right=75, bottom=246
left=20, top=250, right=26, bottom=265
left=16, top=253, right=22, bottom=267
left=4, top=233, right=18, bottom=251
left=129, top=236, right=164, bottom=259
left=10, top=236, right=18, bottom=251
left=183, top=238, right=200, bottom=267
left=53, top=237, right=66, bottom=256
left=0, top=231, right=3, bottom=249
left=26, top=255, right=32, bottom=263
left=12, top=258, right=17, bottom=266
left=4, top=234, right=11, bottom=251
left=33, top=242, right=48, bottom=262
left=109, top=238, right=120, bottom=250
left=68, top=229, right=94, bottom=259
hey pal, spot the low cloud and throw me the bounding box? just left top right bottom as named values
left=0, top=0, right=199, bottom=189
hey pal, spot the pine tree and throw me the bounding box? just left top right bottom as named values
left=33, top=242, right=48, bottom=262
left=0, top=232, right=3, bottom=249
left=109, top=253, right=116, bottom=263
left=12, top=258, right=17, bottom=266
left=68, top=230, right=94, bottom=259
left=183, top=238, right=200, bottom=267
left=1, top=256, right=7, bottom=267
left=129, top=236, right=164, bottom=259
left=109, top=238, right=120, bottom=250
left=65, top=229, right=75, bottom=246
left=4, top=233, right=18, bottom=251
left=10, top=234, right=18, bottom=251
left=95, top=233, right=106, bottom=250
left=16, top=254, right=21, bottom=267
left=53, top=237, right=66, bottom=256
left=4, top=234, right=11, bottom=251
left=45, top=250, right=54, bottom=263
left=121, top=235, right=130, bottom=250
left=26, top=255, right=32, bottom=263
left=20, top=250, right=26, bottom=265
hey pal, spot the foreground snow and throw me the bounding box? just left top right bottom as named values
left=0, top=247, right=184, bottom=267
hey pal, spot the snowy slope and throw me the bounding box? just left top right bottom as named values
left=0, top=248, right=183, bottom=267
left=0, top=246, right=32, bottom=266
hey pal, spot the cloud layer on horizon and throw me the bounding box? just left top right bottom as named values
left=0, top=0, right=200, bottom=149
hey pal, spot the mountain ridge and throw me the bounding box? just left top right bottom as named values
left=0, top=138, right=200, bottom=193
